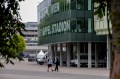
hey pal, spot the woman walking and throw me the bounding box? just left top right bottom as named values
left=47, top=58, right=53, bottom=72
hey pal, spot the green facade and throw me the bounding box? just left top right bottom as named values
left=38, top=0, right=106, bottom=45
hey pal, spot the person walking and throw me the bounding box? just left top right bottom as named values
left=54, top=57, right=59, bottom=71
left=47, top=58, right=53, bottom=72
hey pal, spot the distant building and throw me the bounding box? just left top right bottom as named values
left=22, top=22, right=48, bottom=57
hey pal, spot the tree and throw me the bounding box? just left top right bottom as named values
left=12, top=34, right=26, bottom=53
left=0, top=34, right=26, bottom=67
left=0, top=0, right=25, bottom=67
left=94, top=0, right=120, bottom=79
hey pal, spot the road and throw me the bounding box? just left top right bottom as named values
left=0, top=59, right=109, bottom=79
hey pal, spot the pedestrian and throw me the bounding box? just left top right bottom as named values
left=47, top=58, right=53, bottom=72
left=54, top=57, right=59, bottom=71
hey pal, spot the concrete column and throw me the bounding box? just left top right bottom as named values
left=107, top=35, right=110, bottom=69
left=88, top=42, right=92, bottom=68
left=54, top=44, right=57, bottom=57
left=95, top=43, right=98, bottom=68
left=67, top=43, right=70, bottom=67
left=48, top=45, right=52, bottom=58
left=48, top=45, right=50, bottom=56
left=77, top=43, right=80, bottom=67
left=51, top=45, right=55, bottom=60
left=60, top=44, right=63, bottom=66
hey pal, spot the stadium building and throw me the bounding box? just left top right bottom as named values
left=37, top=0, right=108, bottom=68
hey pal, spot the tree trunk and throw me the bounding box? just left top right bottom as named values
left=111, top=53, right=120, bottom=79
left=110, top=0, right=120, bottom=79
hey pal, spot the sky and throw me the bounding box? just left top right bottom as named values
left=19, top=0, right=43, bottom=22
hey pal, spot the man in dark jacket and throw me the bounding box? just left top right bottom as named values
left=55, top=57, right=59, bottom=71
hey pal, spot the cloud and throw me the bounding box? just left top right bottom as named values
left=19, top=0, right=43, bottom=22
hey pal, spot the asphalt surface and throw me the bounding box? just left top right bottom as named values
left=0, top=59, right=109, bottom=79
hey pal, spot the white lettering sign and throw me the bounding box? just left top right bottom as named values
left=40, top=20, right=70, bottom=37
left=51, top=2, right=60, bottom=14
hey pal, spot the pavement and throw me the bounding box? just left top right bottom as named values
left=0, top=59, right=110, bottom=79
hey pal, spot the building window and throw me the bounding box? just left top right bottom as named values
left=85, top=0, right=92, bottom=10
left=71, top=0, right=76, bottom=10
left=77, top=1, right=84, bottom=10
left=88, top=0, right=91, bottom=10
left=25, top=30, right=37, bottom=32
left=77, top=19, right=84, bottom=32
left=66, top=0, right=70, bottom=11
left=85, top=18, right=92, bottom=33
left=71, top=0, right=84, bottom=10
left=25, top=35, right=37, bottom=37
left=50, top=0, right=70, bottom=13
left=88, top=18, right=92, bottom=33
left=26, top=44, right=38, bottom=46
left=30, top=25, right=36, bottom=27
left=85, top=19, right=88, bottom=33
left=80, top=42, right=88, bottom=54
left=70, top=18, right=77, bottom=32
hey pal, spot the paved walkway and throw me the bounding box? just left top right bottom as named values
left=1, top=59, right=110, bottom=77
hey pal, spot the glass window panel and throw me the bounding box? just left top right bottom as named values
left=80, top=43, right=88, bottom=54
left=59, top=0, right=64, bottom=12
left=77, top=19, right=84, bottom=32
left=85, top=19, right=88, bottom=33
left=65, top=0, right=71, bottom=11
left=91, top=43, right=95, bottom=60
left=80, top=43, right=84, bottom=53
left=77, top=4, right=81, bottom=9
left=85, top=43, right=88, bottom=53
left=88, top=0, right=91, bottom=10
left=88, top=18, right=92, bottom=33
left=63, top=0, right=65, bottom=11
left=80, top=55, right=88, bottom=60
left=85, top=18, right=93, bottom=33
left=71, top=0, right=76, bottom=10
left=77, top=1, right=84, bottom=10
left=70, top=18, right=77, bottom=32
left=64, top=0, right=67, bottom=11
left=85, top=0, right=92, bottom=10
left=85, top=0, right=88, bottom=10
